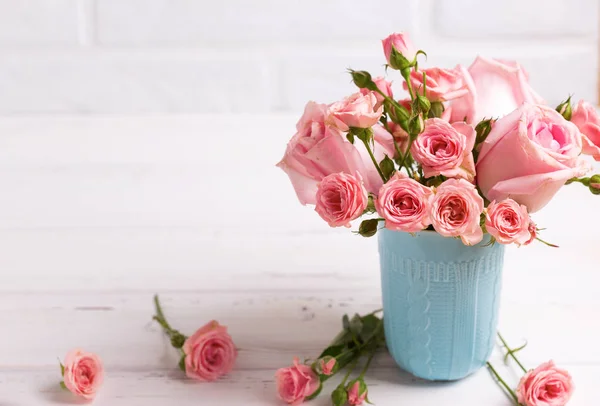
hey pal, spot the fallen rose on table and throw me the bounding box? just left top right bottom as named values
left=275, top=310, right=385, bottom=405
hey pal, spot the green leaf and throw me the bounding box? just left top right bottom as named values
left=318, top=343, right=346, bottom=359
left=342, top=314, right=350, bottom=330
left=358, top=314, right=381, bottom=342
left=346, top=132, right=355, bottom=144
left=348, top=314, right=363, bottom=338
left=379, top=155, right=395, bottom=180
left=58, top=360, right=65, bottom=377
left=178, top=355, right=186, bottom=372
left=59, top=381, right=67, bottom=390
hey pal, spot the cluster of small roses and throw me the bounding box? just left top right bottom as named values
left=56, top=295, right=238, bottom=401
left=278, top=32, right=600, bottom=246
left=488, top=334, right=574, bottom=406
left=276, top=311, right=384, bottom=406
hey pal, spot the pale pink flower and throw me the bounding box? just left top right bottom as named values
left=411, top=118, right=476, bottom=181
left=431, top=179, right=484, bottom=246
left=476, top=104, right=588, bottom=213
left=315, top=172, right=368, bottom=227
left=347, top=381, right=368, bottom=405
left=277, top=101, right=383, bottom=205
left=360, top=76, right=393, bottom=110
left=485, top=199, right=531, bottom=245
left=376, top=172, right=434, bottom=233
left=517, top=360, right=574, bottom=406
left=571, top=99, right=600, bottom=161
left=449, top=57, right=544, bottom=124
left=62, top=349, right=104, bottom=400
left=328, top=92, right=383, bottom=131
left=182, top=320, right=237, bottom=381
left=382, top=32, right=417, bottom=65
left=524, top=218, right=537, bottom=246
left=275, top=357, right=320, bottom=404
left=407, top=66, right=470, bottom=102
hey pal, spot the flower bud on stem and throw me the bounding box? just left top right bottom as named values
left=153, top=295, right=187, bottom=349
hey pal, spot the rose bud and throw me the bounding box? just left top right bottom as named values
left=276, top=357, right=320, bottom=404
left=431, top=178, right=484, bottom=246
left=524, top=217, right=537, bottom=246
left=315, top=172, right=368, bottom=228
left=517, top=360, right=574, bottom=406
left=556, top=96, right=572, bottom=121
left=182, top=320, right=237, bottom=381
left=347, top=379, right=368, bottom=405
left=331, top=385, right=349, bottom=406
left=588, top=174, right=600, bottom=195
left=61, top=349, right=104, bottom=400
left=316, top=356, right=337, bottom=376
left=382, top=32, right=417, bottom=69
left=485, top=199, right=531, bottom=245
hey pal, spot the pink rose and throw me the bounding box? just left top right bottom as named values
left=570, top=100, right=600, bottom=160
left=275, top=357, right=320, bottom=404
left=62, top=349, right=104, bottom=400
left=386, top=122, right=409, bottom=153
left=524, top=218, right=537, bottom=246
left=360, top=76, right=393, bottom=110
left=375, top=172, right=433, bottom=233
left=347, top=381, right=368, bottom=405
left=407, top=66, right=469, bottom=102
left=328, top=92, right=383, bottom=131
left=411, top=118, right=476, bottom=181
left=318, top=357, right=336, bottom=376
left=277, top=101, right=381, bottom=205
left=315, top=172, right=368, bottom=227
left=182, top=320, right=237, bottom=381
left=382, top=32, right=417, bottom=65
left=450, top=57, right=544, bottom=124
left=517, top=360, right=574, bottom=406
left=476, top=104, right=588, bottom=213
left=431, top=179, right=484, bottom=245
left=485, top=199, right=531, bottom=245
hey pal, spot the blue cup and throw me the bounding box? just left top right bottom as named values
left=378, top=229, right=505, bottom=381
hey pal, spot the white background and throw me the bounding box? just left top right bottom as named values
left=0, top=0, right=596, bottom=114
left=1, top=1, right=600, bottom=405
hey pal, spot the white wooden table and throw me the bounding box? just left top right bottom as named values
left=0, top=115, right=598, bottom=405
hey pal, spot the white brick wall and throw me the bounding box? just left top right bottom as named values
left=0, top=0, right=596, bottom=114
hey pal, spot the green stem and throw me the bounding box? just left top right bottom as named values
left=361, top=138, right=386, bottom=182
left=498, top=333, right=528, bottom=374
left=341, top=357, right=361, bottom=386
left=402, top=70, right=416, bottom=101
left=487, top=362, right=519, bottom=404
left=153, top=295, right=183, bottom=343
left=359, top=351, right=376, bottom=379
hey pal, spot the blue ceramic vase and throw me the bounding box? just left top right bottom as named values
left=378, top=229, right=505, bottom=381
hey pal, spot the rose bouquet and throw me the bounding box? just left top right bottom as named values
left=278, top=32, right=598, bottom=245
left=276, top=31, right=597, bottom=405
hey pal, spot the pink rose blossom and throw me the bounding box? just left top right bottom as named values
left=315, top=172, right=368, bottom=227
left=431, top=179, right=484, bottom=246
left=182, top=320, right=237, bottom=381
left=328, top=92, right=383, bottom=131
left=407, top=66, right=469, bottom=102
left=449, top=57, right=544, bottom=124
left=275, top=357, right=320, bottom=405
left=411, top=118, right=476, bottom=181
left=277, top=101, right=384, bottom=205
left=517, top=360, right=574, bottom=406
left=485, top=199, right=531, bottom=245
left=386, top=122, right=410, bottom=153
left=476, top=104, right=588, bottom=213
left=375, top=172, right=433, bottom=233
left=347, top=381, right=368, bottom=405
left=382, top=32, right=417, bottom=65
left=318, top=357, right=336, bottom=376
left=524, top=218, right=537, bottom=246
left=570, top=100, right=600, bottom=161
left=360, top=76, right=393, bottom=110
left=62, top=349, right=104, bottom=400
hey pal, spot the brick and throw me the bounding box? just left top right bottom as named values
left=433, top=0, right=598, bottom=38
left=0, top=0, right=80, bottom=45
left=0, top=51, right=273, bottom=113
left=96, top=0, right=417, bottom=45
